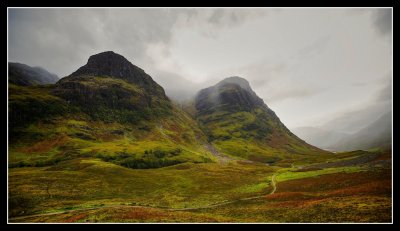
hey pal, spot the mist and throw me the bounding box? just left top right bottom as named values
left=8, top=8, right=392, bottom=132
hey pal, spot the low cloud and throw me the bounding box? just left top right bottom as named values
left=371, top=8, right=392, bottom=36
left=374, top=74, right=392, bottom=102
left=8, top=8, right=392, bottom=130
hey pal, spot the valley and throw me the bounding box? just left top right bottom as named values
left=8, top=149, right=391, bottom=223
left=8, top=51, right=392, bottom=223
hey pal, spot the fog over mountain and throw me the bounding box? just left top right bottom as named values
left=292, top=78, right=391, bottom=151
left=8, top=62, right=59, bottom=86
left=9, top=8, right=392, bottom=131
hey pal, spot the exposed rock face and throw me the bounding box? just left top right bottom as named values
left=62, top=51, right=167, bottom=98
left=53, top=51, right=171, bottom=123
left=8, top=62, right=59, bottom=86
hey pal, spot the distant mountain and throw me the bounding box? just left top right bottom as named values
left=293, top=102, right=391, bottom=151
left=328, top=112, right=391, bottom=151
left=292, top=127, right=350, bottom=150
left=8, top=62, right=59, bottom=86
left=322, top=102, right=391, bottom=134
left=194, top=76, right=328, bottom=164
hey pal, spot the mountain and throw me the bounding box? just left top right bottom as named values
left=9, top=51, right=213, bottom=169
left=292, top=127, right=350, bottom=150
left=292, top=102, right=392, bottom=151
left=328, top=112, right=391, bottom=151
left=52, top=51, right=171, bottom=123
left=194, top=76, right=328, bottom=165
left=8, top=62, right=59, bottom=86
left=322, top=102, right=391, bottom=134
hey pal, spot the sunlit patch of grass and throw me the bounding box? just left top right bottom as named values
left=276, top=166, right=366, bottom=182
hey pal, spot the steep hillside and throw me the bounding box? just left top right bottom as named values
left=52, top=51, right=171, bottom=124
left=9, top=51, right=214, bottom=170
left=194, top=77, right=328, bottom=165
left=8, top=62, right=59, bottom=86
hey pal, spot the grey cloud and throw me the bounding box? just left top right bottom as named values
left=375, top=77, right=392, bottom=102
left=344, top=8, right=391, bottom=36
left=208, top=8, right=224, bottom=24
left=9, top=9, right=183, bottom=78
left=9, top=8, right=266, bottom=78
left=321, top=73, right=392, bottom=134
left=295, top=35, right=331, bottom=60
left=8, top=8, right=392, bottom=130
left=372, top=8, right=392, bottom=36
left=175, top=8, right=267, bottom=38
left=148, top=69, right=202, bottom=101
left=264, top=87, right=323, bottom=103
left=224, top=61, right=323, bottom=104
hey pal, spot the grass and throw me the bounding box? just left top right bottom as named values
left=9, top=159, right=391, bottom=223
left=8, top=81, right=392, bottom=223
left=8, top=83, right=217, bottom=169
left=195, top=105, right=331, bottom=165
left=275, top=166, right=366, bottom=182
left=8, top=158, right=274, bottom=217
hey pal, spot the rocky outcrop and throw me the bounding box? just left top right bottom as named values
left=52, top=51, right=172, bottom=123
left=195, top=77, right=265, bottom=115
left=65, top=51, right=166, bottom=98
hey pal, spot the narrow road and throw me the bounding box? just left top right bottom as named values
left=9, top=173, right=278, bottom=222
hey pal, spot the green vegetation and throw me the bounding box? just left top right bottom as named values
left=8, top=159, right=274, bottom=217
left=8, top=152, right=391, bottom=223
left=196, top=106, right=329, bottom=165
left=8, top=69, right=391, bottom=222
left=275, top=166, right=366, bottom=182
left=8, top=84, right=69, bottom=139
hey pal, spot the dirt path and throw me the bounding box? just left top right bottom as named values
left=9, top=173, right=278, bottom=222
left=270, top=174, right=277, bottom=194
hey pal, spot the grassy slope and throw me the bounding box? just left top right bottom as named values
left=197, top=107, right=331, bottom=166
left=9, top=160, right=274, bottom=217
left=9, top=81, right=216, bottom=169
left=8, top=83, right=392, bottom=223
left=8, top=150, right=391, bottom=222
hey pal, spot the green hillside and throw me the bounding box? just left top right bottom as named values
left=194, top=77, right=329, bottom=166
left=8, top=52, right=391, bottom=223
left=9, top=52, right=215, bottom=173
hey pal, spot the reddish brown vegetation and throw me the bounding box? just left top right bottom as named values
left=18, top=135, right=69, bottom=153
left=64, top=213, right=88, bottom=223
left=267, top=198, right=330, bottom=208
left=117, top=207, right=167, bottom=220
left=276, top=170, right=391, bottom=194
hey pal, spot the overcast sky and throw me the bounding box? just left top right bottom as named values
left=8, top=8, right=392, bottom=130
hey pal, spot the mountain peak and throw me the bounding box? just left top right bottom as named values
left=69, top=51, right=145, bottom=79
left=56, top=51, right=168, bottom=103
left=195, top=76, right=264, bottom=115
left=217, top=76, right=249, bottom=86
left=216, top=76, right=256, bottom=95
left=64, top=51, right=167, bottom=96
left=86, top=51, right=134, bottom=68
